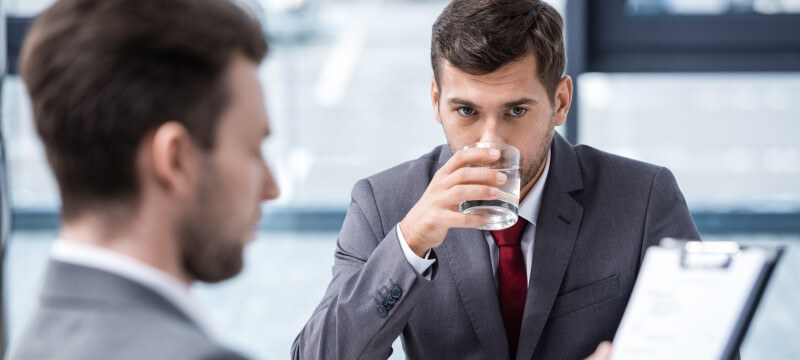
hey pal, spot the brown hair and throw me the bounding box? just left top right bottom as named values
left=431, top=0, right=566, bottom=103
left=20, top=0, right=268, bottom=219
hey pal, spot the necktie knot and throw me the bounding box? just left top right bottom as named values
left=490, top=218, right=529, bottom=247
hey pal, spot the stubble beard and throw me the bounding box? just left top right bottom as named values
left=519, top=126, right=554, bottom=191
left=178, top=160, right=246, bottom=284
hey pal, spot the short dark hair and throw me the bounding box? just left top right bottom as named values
left=431, top=0, right=566, bottom=103
left=20, top=0, right=268, bottom=220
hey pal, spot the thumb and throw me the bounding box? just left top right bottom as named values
left=585, top=341, right=613, bottom=360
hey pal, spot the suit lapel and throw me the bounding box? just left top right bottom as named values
left=440, top=228, right=510, bottom=359
left=516, top=133, right=584, bottom=360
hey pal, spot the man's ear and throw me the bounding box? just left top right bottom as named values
left=553, top=75, right=573, bottom=127
left=431, top=76, right=443, bottom=124
left=145, top=121, right=199, bottom=198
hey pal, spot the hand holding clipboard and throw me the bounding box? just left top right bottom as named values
left=612, top=239, right=783, bottom=360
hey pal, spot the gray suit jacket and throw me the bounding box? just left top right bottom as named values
left=12, top=260, right=247, bottom=360
left=293, top=133, right=700, bottom=360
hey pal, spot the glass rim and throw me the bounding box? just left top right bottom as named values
left=462, top=141, right=520, bottom=155
left=461, top=141, right=520, bottom=168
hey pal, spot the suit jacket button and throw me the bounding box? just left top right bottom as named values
left=377, top=305, right=387, bottom=318
left=381, top=297, right=394, bottom=310
left=391, top=286, right=402, bottom=299
left=386, top=295, right=397, bottom=305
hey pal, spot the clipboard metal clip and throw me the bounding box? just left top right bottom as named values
left=661, top=238, right=740, bottom=269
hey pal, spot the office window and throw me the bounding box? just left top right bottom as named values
left=578, top=73, right=800, bottom=212
left=5, top=0, right=53, bottom=16
left=627, top=0, right=800, bottom=14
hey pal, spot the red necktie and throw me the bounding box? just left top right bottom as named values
left=491, top=218, right=529, bottom=360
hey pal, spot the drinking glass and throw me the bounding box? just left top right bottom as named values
left=458, top=142, right=520, bottom=230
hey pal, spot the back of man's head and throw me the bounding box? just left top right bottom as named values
left=430, top=0, right=565, bottom=104
left=20, top=0, right=268, bottom=220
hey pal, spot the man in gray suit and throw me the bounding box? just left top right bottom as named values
left=293, top=1, right=700, bottom=359
left=12, top=0, right=278, bottom=359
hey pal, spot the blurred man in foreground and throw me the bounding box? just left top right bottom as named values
left=12, top=0, right=278, bottom=358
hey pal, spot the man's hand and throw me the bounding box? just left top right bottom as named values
left=585, top=342, right=613, bottom=360
left=399, top=147, right=506, bottom=257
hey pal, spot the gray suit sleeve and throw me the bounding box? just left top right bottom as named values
left=292, top=179, right=434, bottom=360
left=641, top=167, right=701, bottom=259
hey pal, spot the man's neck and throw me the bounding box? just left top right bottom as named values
left=60, top=214, right=192, bottom=286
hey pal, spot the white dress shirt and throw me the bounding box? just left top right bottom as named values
left=399, top=149, right=551, bottom=285
left=50, top=241, right=217, bottom=338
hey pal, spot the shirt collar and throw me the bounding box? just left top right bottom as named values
left=50, top=240, right=218, bottom=339
left=517, top=148, right=551, bottom=226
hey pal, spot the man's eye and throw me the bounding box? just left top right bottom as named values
left=510, top=107, right=527, bottom=117
left=457, top=107, right=476, bottom=116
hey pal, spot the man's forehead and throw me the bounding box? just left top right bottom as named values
left=439, top=53, right=541, bottom=90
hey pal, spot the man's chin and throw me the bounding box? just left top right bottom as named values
left=182, top=239, right=246, bottom=284
left=192, top=255, right=244, bottom=284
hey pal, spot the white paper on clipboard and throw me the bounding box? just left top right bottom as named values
left=612, top=239, right=777, bottom=360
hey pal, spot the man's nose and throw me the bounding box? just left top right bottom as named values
left=477, top=116, right=507, bottom=144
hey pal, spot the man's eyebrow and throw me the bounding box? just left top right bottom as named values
left=502, top=98, right=538, bottom=108
left=446, top=97, right=478, bottom=107
left=446, top=97, right=539, bottom=108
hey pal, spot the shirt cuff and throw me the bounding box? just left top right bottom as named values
left=396, top=224, right=435, bottom=278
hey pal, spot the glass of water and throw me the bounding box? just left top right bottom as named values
left=458, top=142, right=520, bottom=230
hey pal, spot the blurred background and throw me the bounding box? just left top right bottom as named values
left=1, top=0, right=798, bottom=358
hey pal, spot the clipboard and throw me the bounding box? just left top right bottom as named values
left=611, top=238, right=784, bottom=360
